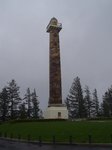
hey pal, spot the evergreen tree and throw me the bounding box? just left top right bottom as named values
left=32, top=89, right=40, bottom=118
left=39, top=110, right=43, bottom=119
left=98, top=103, right=104, bottom=117
left=0, top=88, right=9, bottom=121
left=24, top=88, right=32, bottom=118
left=102, top=86, right=112, bottom=117
left=66, top=77, right=85, bottom=119
left=66, top=94, right=78, bottom=119
left=84, top=86, right=92, bottom=118
left=19, top=103, right=27, bottom=119
left=92, top=89, right=99, bottom=117
left=7, top=79, right=21, bottom=119
left=107, top=87, right=112, bottom=116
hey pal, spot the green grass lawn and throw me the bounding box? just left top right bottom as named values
left=0, top=120, right=112, bottom=143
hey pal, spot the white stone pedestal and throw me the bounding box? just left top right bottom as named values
left=44, top=105, right=68, bottom=119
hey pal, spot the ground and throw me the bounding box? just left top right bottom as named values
left=0, top=120, right=112, bottom=143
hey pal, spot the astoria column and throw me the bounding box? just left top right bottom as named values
left=44, top=17, right=68, bottom=119
left=47, top=17, right=62, bottom=106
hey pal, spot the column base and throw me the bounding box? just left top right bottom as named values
left=44, top=105, right=68, bottom=119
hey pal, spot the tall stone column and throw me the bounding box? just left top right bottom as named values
left=47, top=17, right=62, bottom=106
left=44, top=18, right=68, bottom=119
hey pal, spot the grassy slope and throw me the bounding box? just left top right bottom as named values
left=0, top=121, right=112, bottom=143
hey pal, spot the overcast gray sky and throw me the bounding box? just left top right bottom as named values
left=0, top=0, right=112, bottom=110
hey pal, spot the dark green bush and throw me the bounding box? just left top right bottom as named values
left=87, top=117, right=112, bottom=121
left=9, top=118, right=67, bottom=123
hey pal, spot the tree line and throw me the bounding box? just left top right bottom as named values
left=1, top=77, right=112, bottom=121
left=0, top=79, right=42, bottom=121
left=66, top=76, right=112, bottom=119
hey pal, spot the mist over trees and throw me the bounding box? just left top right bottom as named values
left=66, top=76, right=112, bottom=119
left=0, top=79, right=42, bottom=121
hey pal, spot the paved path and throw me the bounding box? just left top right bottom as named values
left=0, top=139, right=112, bottom=150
